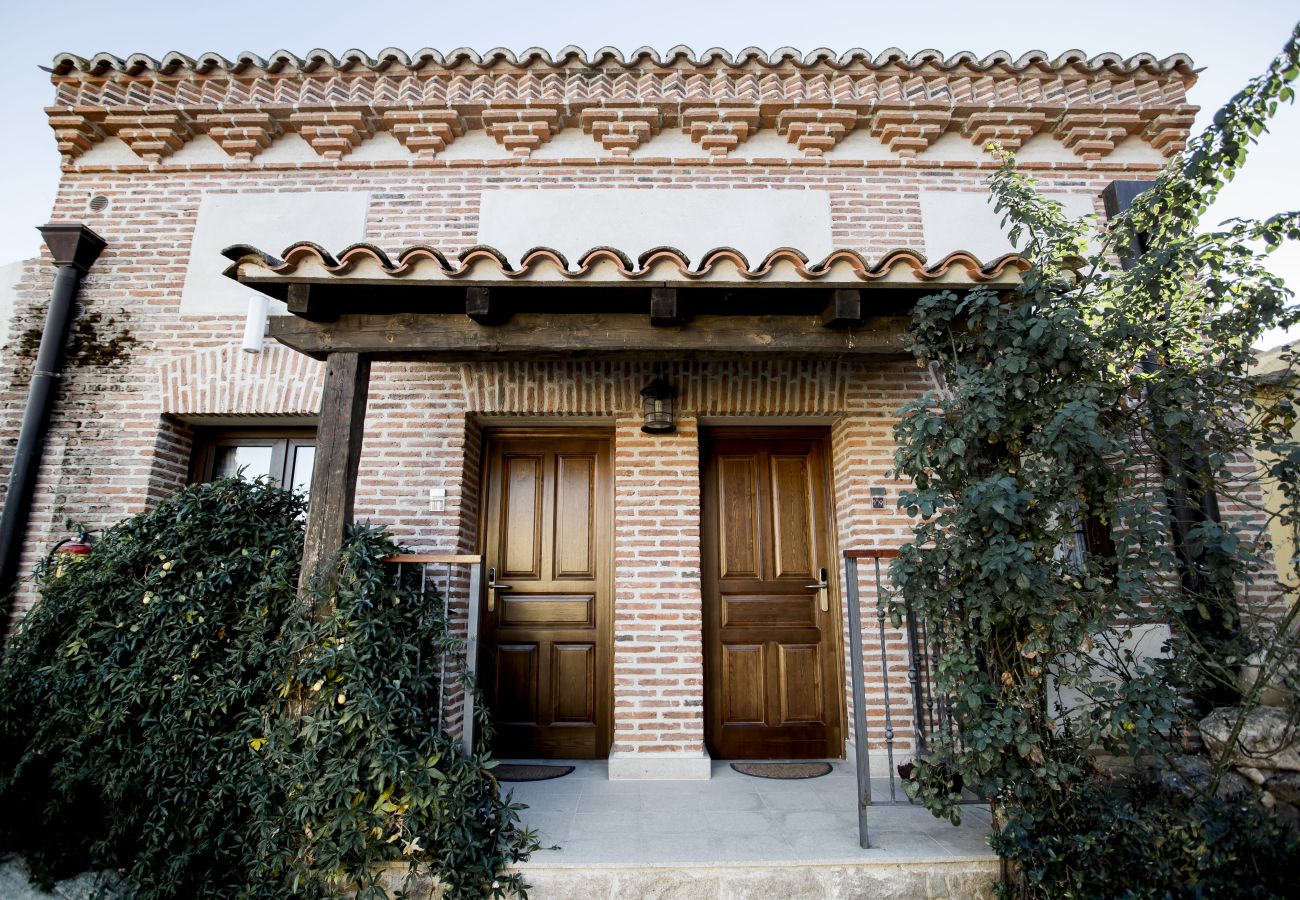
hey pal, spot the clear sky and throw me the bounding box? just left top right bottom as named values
left=1, top=0, right=1297, bottom=347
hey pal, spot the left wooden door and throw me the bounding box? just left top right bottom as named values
left=479, top=432, right=613, bottom=759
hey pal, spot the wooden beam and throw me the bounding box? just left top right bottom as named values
left=650, top=287, right=683, bottom=327
left=298, top=352, right=371, bottom=609
left=270, top=312, right=909, bottom=361
left=821, top=289, right=862, bottom=328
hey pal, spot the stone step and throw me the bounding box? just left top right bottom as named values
left=514, top=859, right=1000, bottom=899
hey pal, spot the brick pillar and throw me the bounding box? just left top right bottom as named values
left=608, top=414, right=710, bottom=779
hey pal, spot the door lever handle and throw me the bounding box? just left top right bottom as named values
left=486, top=567, right=513, bottom=613
left=805, top=567, right=829, bottom=612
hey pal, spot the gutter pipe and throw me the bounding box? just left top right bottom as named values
left=0, top=224, right=106, bottom=623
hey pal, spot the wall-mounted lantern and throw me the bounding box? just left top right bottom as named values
left=640, top=368, right=677, bottom=435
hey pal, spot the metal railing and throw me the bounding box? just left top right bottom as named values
left=844, top=547, right=966, bottom=848
left=384, top=553, right=483, bottom=758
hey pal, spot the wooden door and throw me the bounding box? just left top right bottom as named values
left=702, top=430, right=843, bottom=759
left=479, top=432, right=613, bottom=759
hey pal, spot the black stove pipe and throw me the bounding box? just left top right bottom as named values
left=0, top=224, right=106, bottom=624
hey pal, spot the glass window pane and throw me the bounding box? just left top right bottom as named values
left=290, top=445, right=315, bottom=497
left=212, top=445, right=275, bottom=482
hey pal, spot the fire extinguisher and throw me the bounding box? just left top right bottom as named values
left=50, top=530, right=93, bottom=577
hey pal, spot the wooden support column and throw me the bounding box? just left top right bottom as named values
left=298, top=351, right=371, bottom=608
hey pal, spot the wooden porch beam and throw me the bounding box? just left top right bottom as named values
left=269, top=312, right=909, bottom=360
left=298, top=351, right=371, bottom=608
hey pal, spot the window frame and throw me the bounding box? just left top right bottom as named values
left=191, top=427, right=317, bottom=490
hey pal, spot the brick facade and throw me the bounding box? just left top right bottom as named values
left=0, top=47, right=1208, bottom=771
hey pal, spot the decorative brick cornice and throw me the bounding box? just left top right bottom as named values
left=869, top=105, right=952, bottom=157
left=1142, top=104, right=1198, bottom=157
left=776, top=109, right=860, bottom=156
left=580, top=106, right=661, bottom=156
left=682, top=105, right=761, bottom=155
left=102, top=111, right=192, bottom=162
left=197, top=112, right=281, bottom=160
left=287, top=110, right=373, bottom=159
left=481, top=107, right=561, bottom=156
left=1056, top=109, right=1146, bottom=158
left=961, top=110, right=1047, bottom=151
left=382, top=109, right=466, bottom=157
left=47, top=110, right=104, bottom=157
left=43, top=46, right=1201, bottom=165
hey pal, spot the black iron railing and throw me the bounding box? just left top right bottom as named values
left=385, top=553, right=484, bottom=757
left=843, top=548, right=968, bottom=848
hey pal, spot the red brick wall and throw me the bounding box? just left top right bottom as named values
left=1, top=137, right=1198, bottom=761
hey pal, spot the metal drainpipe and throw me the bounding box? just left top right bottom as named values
left=0, top=224, right=107, bottom=622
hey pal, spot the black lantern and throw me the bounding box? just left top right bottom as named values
left=640, top=369, right=677, bottom=434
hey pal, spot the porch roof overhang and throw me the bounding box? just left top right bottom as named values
left=223, top=242, right=1027, bottom=361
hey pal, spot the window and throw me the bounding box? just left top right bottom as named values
left=192, top=428, right=316, bottom=498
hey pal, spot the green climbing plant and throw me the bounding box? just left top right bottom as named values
left=891, top=22, right=1300, bottom=898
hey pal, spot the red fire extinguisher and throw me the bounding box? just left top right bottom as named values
left=51, top=530, right=93, bottom=577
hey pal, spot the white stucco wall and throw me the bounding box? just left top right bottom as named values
left=919, top=191, right=1100, bottom=262
left=0, top=258, right=29, bottom=348
left=477, top=188, right=835, bottom=265
left=181, top=191, right=370, bottom=316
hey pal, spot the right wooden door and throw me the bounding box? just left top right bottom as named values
left=701, top=430, right=843, bottom=759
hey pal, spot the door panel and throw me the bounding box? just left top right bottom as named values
left=480, top=432, right=612, bottom=759
left=722, top=645, right=766, bottom=725
left=494, top=645, right=539, bottom=725
left=703, top=431, right=842, bottom=759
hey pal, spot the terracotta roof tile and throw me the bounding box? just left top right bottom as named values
left=221, top=241, right=1029, bottom=290
left=50, top=46, right=1196, bottom=78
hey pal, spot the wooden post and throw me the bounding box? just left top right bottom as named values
left=299, top=352, right=371, bottom=609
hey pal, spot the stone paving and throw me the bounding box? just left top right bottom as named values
left=0, top=760, right=999, bottom=899
left=504, top=759, right=1000, bottom=898
left=504, top=758, right=995, bottom=865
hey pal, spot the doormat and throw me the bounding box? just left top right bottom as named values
left=731, top=762, right=833, bottom=779
left=495, top=764, right=576, bottom=782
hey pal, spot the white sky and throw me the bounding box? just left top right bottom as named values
left=1, top=0, right=1296, bottom=347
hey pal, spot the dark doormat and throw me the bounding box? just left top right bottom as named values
left=495, top=764, right=576, bottom=782
left=731, top=762, right=833, bottom=779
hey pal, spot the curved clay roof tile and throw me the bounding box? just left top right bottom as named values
left=47, top=46, right=1197, bottom=76
left=224, top=241, right=1032, bottom=285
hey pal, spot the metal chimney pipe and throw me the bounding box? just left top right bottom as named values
left=0, top=224, right=106, bottom=622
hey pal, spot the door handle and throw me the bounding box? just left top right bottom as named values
left=805, top=567, right=829, bottom=612
left=486, top=567, right=513, bottom=613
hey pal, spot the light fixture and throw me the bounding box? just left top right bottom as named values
left=640, top=367, right=677, bottom=434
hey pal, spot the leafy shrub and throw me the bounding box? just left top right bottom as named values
left=992, top=773, right=1300, bottom=899
left=0, top=477, right=535, bottom=898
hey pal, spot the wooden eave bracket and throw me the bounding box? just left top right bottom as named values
left=466, top=285, right=511, bottom=325
left=820, top=289, right=862, bottom=329
left=650, top=287, right=684, bottom=327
